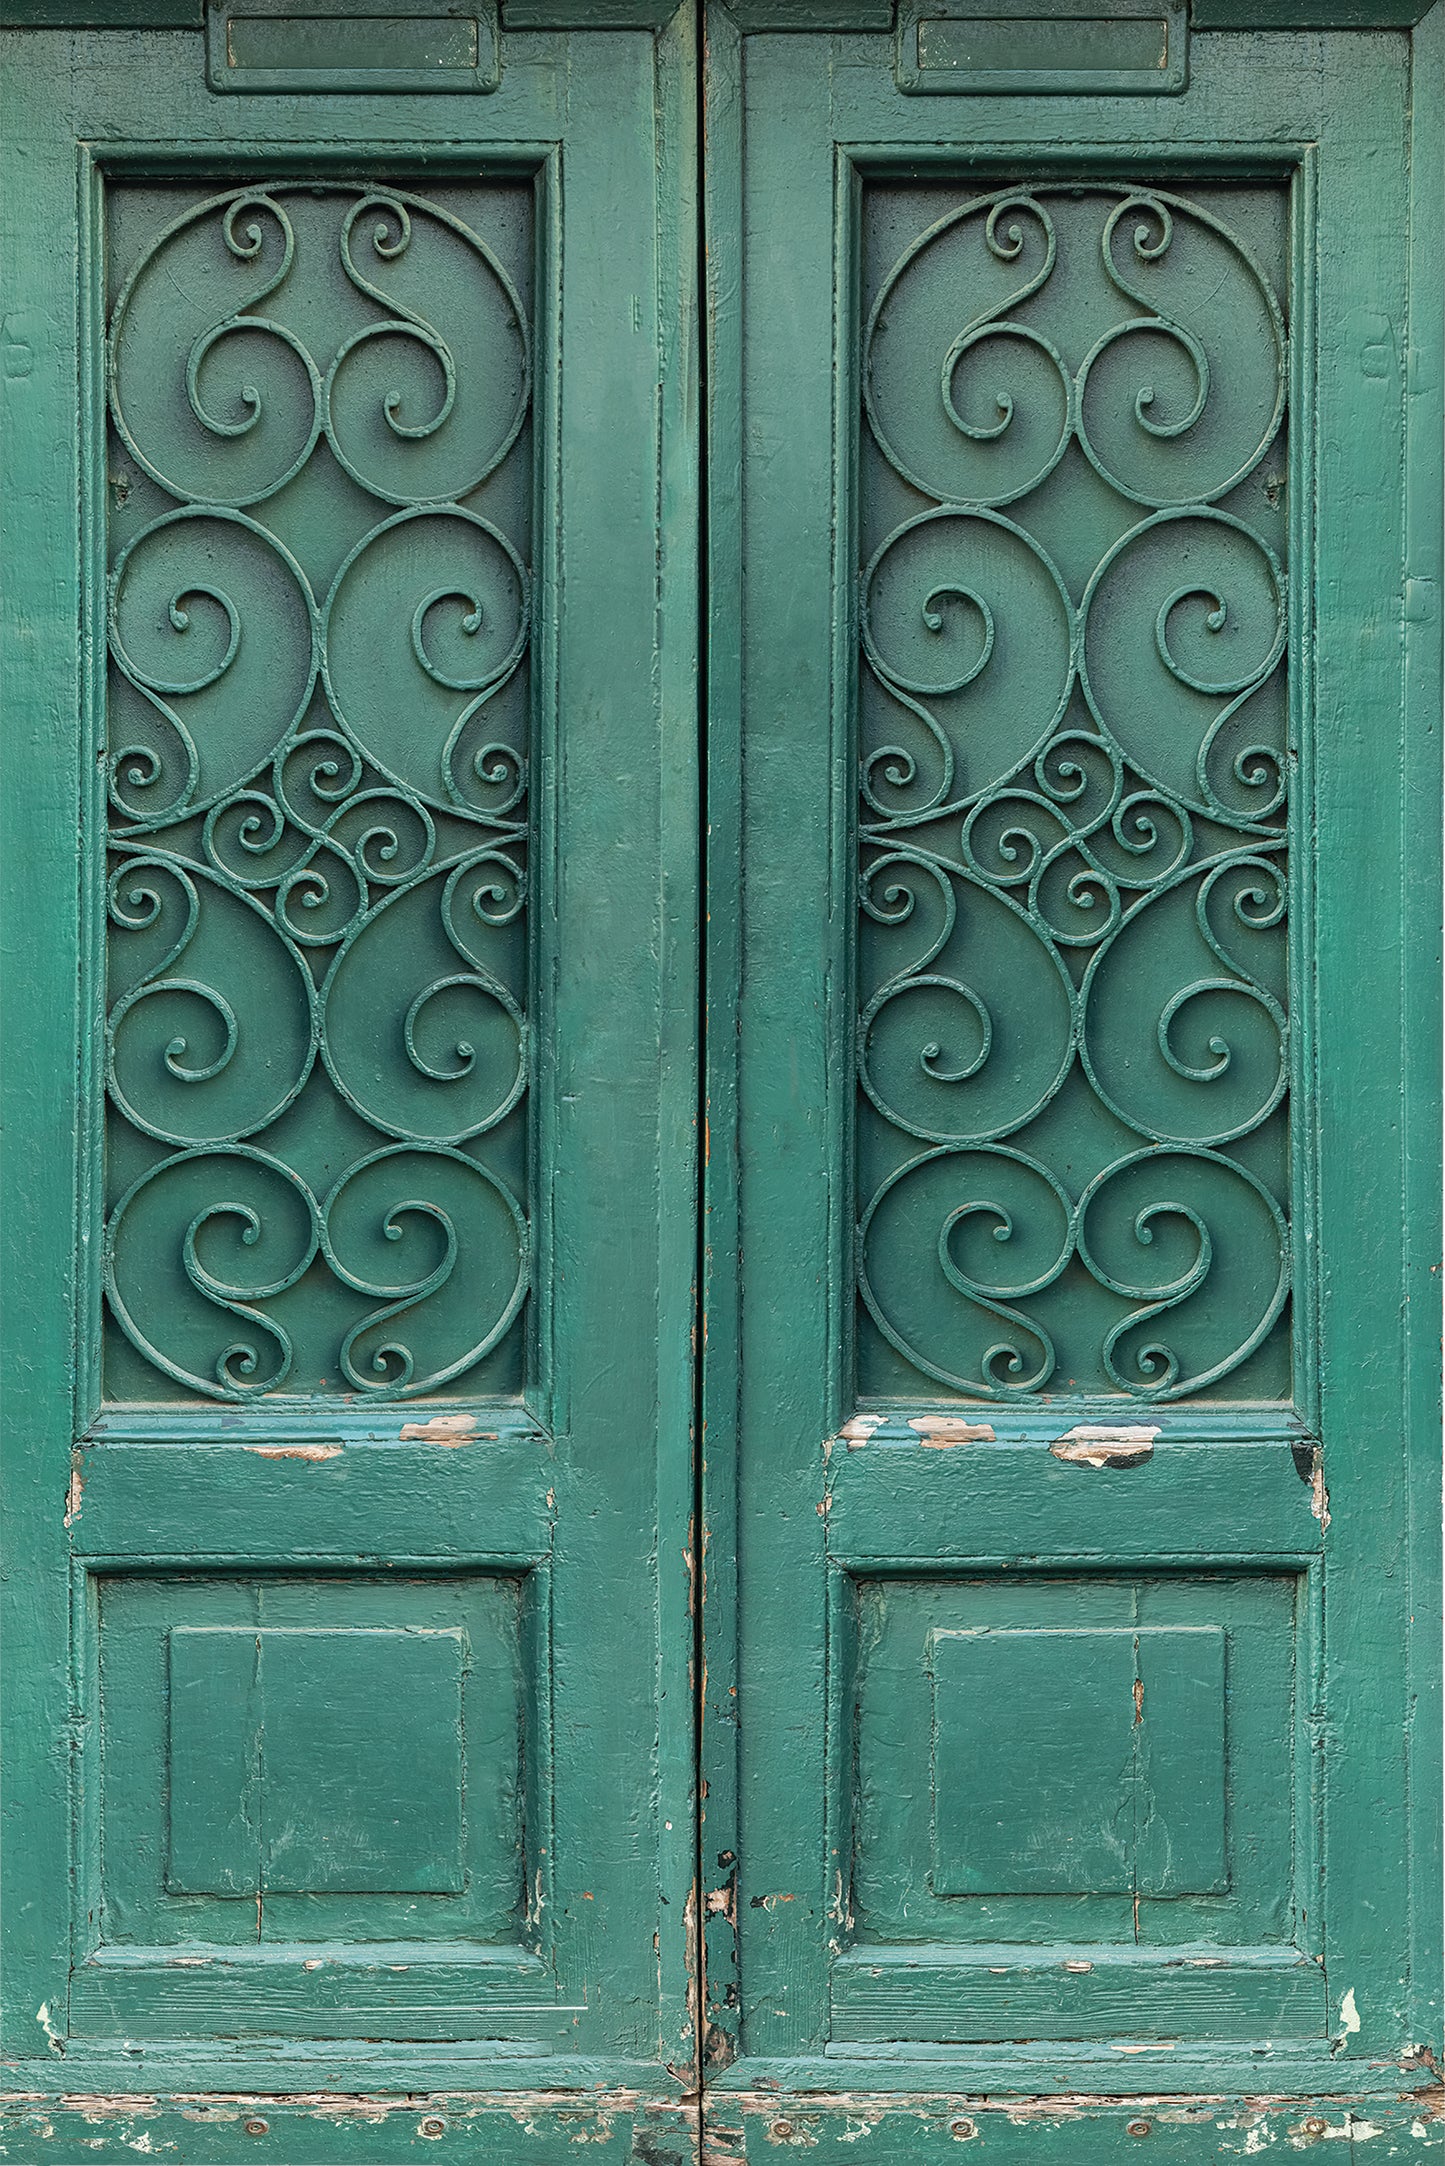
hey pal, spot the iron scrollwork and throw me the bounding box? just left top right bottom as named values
left=103, top=184, right=532, bottom=1400
left=858, top=184, right=1291, bottom=1401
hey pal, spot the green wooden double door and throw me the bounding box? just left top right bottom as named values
left=1, top=3, right=1441, bottom=2159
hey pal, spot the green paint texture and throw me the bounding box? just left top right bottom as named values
left=0, top=2, right=1440, bottom=2160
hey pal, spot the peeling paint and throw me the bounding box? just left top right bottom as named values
left=1052, top=1424, right=1159, bottom=1467
left=397, top=1413, right=494, bottom=1442
left=63, top=1457, right=83, bottom=1528
left=909, top=1415, right=996, bottom=1445
left=7, top=2090, right=1438, bottom=2161
left=247, top=1442, right=342, bottom=1461
left=839, top=1414, right=885, bottom=1446
left=1340, top=1987, right=1362, bottom=2035
left=1311, top=1452, right=1332, bottom=1529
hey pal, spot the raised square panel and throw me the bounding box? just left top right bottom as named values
left=930, top=1625, right=1226, bottom=1897
left=931, top=1626, right=1135, bottom=1896
left=167, top=1627, right=465, bottom=1897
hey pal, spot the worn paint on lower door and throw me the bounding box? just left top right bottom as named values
left=0, top=3, right=1442, bottom=2162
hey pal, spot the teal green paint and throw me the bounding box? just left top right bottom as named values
left=855, top=180, right=1291, bottom=1405
left=163, top=1622, right=475, bottom=1900
left=207, top=0, right=502, bottom=92
left=0, top=4, right=1440, bottom=2160
left=701, top=0, right=1443, bottom=2132
left=704, top=2099, right=1441, bottom=2160
left=0, top=2, right=699, bottom=2121
left=102, top=173, right=533, bottom=1402
left=927, top=1624, right=1228, bottom=1898
left=896, top=0, right=1189, bottom=92
left=844, top=1574, right=1305, bottom=2034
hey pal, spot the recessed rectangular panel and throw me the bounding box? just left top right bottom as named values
left=897, top=0, right=1187, bottom=91
left=855, top=176, right=1291, bottom=1406
left=228, top=13, right=479, bottom=70
left=852, top=1574, right=1297, bottom=1955
left=918, top=17, right=1168, bottom=74
left=100, top=1572, right=524, bottom=1953
left=207, top=0, right=500, bottom=90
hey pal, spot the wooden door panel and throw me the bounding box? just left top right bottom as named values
left=703, top=3, right=1441, bottom=2126
left=83, top=161, right=556, bottom=2048
left=0, top=5, right=699, bottom=2132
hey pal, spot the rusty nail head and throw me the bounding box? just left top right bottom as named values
left=420, top=2117, right=447, bottom=2139
left=1127, top=2121, right=1151, bottom=2138
left=950, top=2119, right=977, bottom=2141
left=1303, top=2121, right=1329, bottom=2139
left=244, top=2120, right=268, bottom=2138
left=771, top=2121, right=794, bottom=2140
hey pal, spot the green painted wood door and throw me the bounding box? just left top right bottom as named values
left=0, top=8, right=700, bottom=2156
left=699, top=2, right=1445, bottom=2155
left=0, top=5, right=1442, bottom=2163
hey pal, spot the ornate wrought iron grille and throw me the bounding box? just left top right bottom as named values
left=101, top=180, right=534, bottom=1402
left=856, top=181, right=1292, bottom=1402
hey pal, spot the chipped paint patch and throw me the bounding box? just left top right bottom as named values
left=1052, top=1424, right=1159, bottom=1467
left=1311, top=1457, right=1331, bottom=1529
left=247, top=1442, right=342, bottom=1462
left=1340, top=1986, right=1362, bottom=2035
left=34, top=2004, right=63, bottom=2055
left=839, top=1414, right=885, bottom=1447
left=909, top=1415, right=996, bottom=1445
left=399, top=1413, right=495, bottom=1442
